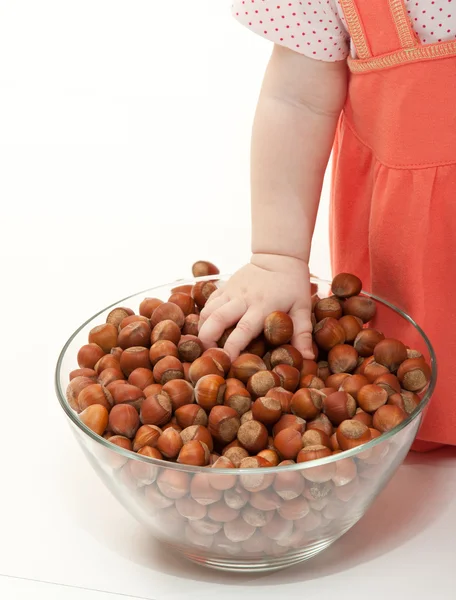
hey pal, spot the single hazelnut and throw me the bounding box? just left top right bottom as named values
left=343, top=295, right=377, bottom=323
left=270, top=345, right=303, bottom=370
left=69, top=368, right=97, bottom=382
left=118, top=321, right=151, bottom=350
left=140, top=393, right=172, bottom=426
left=372, top=404, right=407, bottom=432
left=144, top=484, right=174, bottom=509
left=314, top=296, right=343, bottom=322
left=139, top=298, right=163, bottom=318
left=397, top=358, right=431, bottom=391
left=323, top=391, right=357, bottom=426
left=152, top=356, right=184, bottom=385
left=245, top=335, right=268, bottom=357
left=77, top=383, right=113, bottom=412
left=278, top=496, right=310, bottom=521
left=274, top=427, right=304, bottom=460
left=374, top=373, right=401, bottom=397
left=77, top=343, right=106, bottom=370
left=66, top=376, right=97, bottom=412
left=328, top=344, right=359, bottom=374
left=190, top=473, right=223, bottom=505
left=266, top=387, right=294, bottom=413
left=354, top=329, right=385, bottom=357
left=128, top=367, right=154, bottom=390
left=157, top=469, right=191, bottom=499
left=332, top=457, right=358, bottom=486
left=264, top=311, right=293, bottom=346
left=150, top=302, right=185, bottom=329
left=387, top=391, right=420, bottom=415
left=353, top=408, right=374, bottom=428
left=262, top=513, right=293, bottom=541
left=357, top=384, right=388, bottom=413
left=175, top=404, right=208, bottom=429
left=272, top=414, right=306, bottom=436
left=119, top=315, right=150, bottom=330
left=110, top=383, right=144, bottom=409
left=168, top=292, right=196, bottom=316
left=150, top=320, right=181, bottom=346
left=157, top=427, right=184, bottom=458
left=195, top=374, right=226, bottom=412
left=182, top=313, right=200, bottom=336
left=237, top=420, right=269, bottom=454
left=331, top=273, right=362, bottom=298
left=132, top=424, right=161, bottom=452
left=97, top=367, right=126, bottom=388
left=207, top=500, right=239, bottom=523
left=79, top=404, right=109, bottom=436
left=302, top=429, right=331, bottom=448
left=224, top=386, right=252, bottom=416
left=88, top=323, right=118, bottom=353
left=177, top=440, right=210, bottom=466
left=129, top=446, right=161, bottom=486
left=208, top=406, right=241, bottom=444
left=336, top=420, right=371, bottom=450
left=224, top=486, right=250, bottom=510
left=202, top=348, right=232, bottom=376
left=171, top=284, right=194, bottom=295
left=108, top=404, right=139, bottom=438
left=106, top=307, right=133, bottom=328
left=301, top=359, right=318, bottom=376
left=306, top=413, right=334, bottom=437
left=223, top=517, right=256, bottom=543
left=291, top=388, right=323, bottom=420
left=192, top=260, right=220, bottom=277
left=176, top=497, right=208, bottom=521
left=149, top=340, right=179, bottom=367
left=257, top=449, right=280, bottom=466
left=299, top=374, right=325, bottom=389
left=338, top=315, right=364, bottom=343
left=120, top=346, right=152, bottom=377
left=316, top=361, right=331, bottom=381
left=363, top=357, right=390, bottom=383
left=217, top=326, right=235, bottom=349
left=247, top=371, right=281, bottom=399
left=180, top=425, right=214, bottom=452
left=239, top=456, right=274, bottom=492
left=189, top=356, right=224, bottom=385
left=251, top=396, right=282, bottom=426
left=177, top=335, right=204, bottom=362
left=240, top=410, right=253, bottom=425
left=374, top=338, right=408, bottom=372
left=142, top=383, right=163, bottom=398
left=241, top=505, right=274, bottom=527
left=192, top=280, right=218, bottom=309
left=223, top=445, right=249, bottom=467
left=230, top=354, right=267, bottom=383
left=339, top=373, right=369, bottom=401
left=314, top=317, right=346, bottom=351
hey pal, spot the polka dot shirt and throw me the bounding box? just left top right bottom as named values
left=232, top=0, right=456, bottom=62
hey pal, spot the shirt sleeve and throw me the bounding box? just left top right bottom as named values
left=231, top=0, right=350, bottom=62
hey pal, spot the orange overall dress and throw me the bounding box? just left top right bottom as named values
left=330, top=0, right=456, bottom=448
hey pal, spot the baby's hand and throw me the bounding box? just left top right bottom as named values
left=198, top=253, right=314, bottom=360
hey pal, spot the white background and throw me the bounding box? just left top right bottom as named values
left=0, top=1, right=454, bottom=599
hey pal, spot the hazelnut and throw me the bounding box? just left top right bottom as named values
left=202, top=348, right=232, bottom=376
left=306, top=413, right=334, bottom=437
left=110, top=383, right=144, bottom=409
left=266, top=387, right=294, bottom=413
left=149, top=340, right=179, bottom=366
left=273, top=414, right=306, bottom=436
left=251, top=396, right=282, bottom=426
left=150, top=320, right=181, bottom=346
left=192, top=260, right=220, bottom=277
left=174, top=404, right=208, bottom=429
left=150, top=302, right=185, bottom=329
left=119, top=315, right=150, bottom=330
left=302, top=429, right=332, bottom=448
left=239, top=456, right=274, bottom=492
left=195, top=374, right=226, bottom=411
left=223, top=445, right=249, bottom=467
left=231, top=354, right=267, bottom=383
left=374, top=338, right=408, bottom=372
left=373, top=404, right=408, bottom=432
left=139, top=298, right=163, bottom=318
left=274, top=427, right=304, bottom=460
left=120, top=347, right=152, bottom=377
left=237, top=420, right=268, bottom=454
left=257, top=449, right=280, bottom=466
left=272, top=465, right=304, bottom=500
left=353, top=408, right=374, bottom=428
left=157, top=469, right=191, bottom=499
left=88, top=323, right=118, bottom=353
left=108, top=404, right=140, bottom=438
left=132, top=424, right=162, bottom=452
left=153, top=356, right=184, bottom=384
left=78, top=383, right=113, bottom=412
left=140, top=393, right=172, bottom=426
left=207, top=500, right=239, bottom=523
left=182, top=313, right=200, bottom=336
left=79, top=404, right=109, bottom=436
left=209, top=456, right=237, bottom=491
left=208, top=406, right=241, bottom=444
left=328, top=344, right=359, bottom=374
left=142, top=383, right=163, bottom=397
left=180, top=425, right=214, bottom=452
left=297, top=444, right=332, bottom=463
left=316, top=361, right=331, bottom=381
left=270, top=345, right=304, bottom=370
left=176, top=497, right=208, bottom=521
left=397, top=358, right=431, bottom=391
left=69, top=368, right=97, bottom=381
left=343, top=295, right=377, bottom=323
left=241, top=505, right=274, bottom=527
left=245, top=335, right=268, bottom=358
left=247, top=370, right=281, bottom=399
left=77, top=343, right=106, bottom=370
left=144, top=484, right=174, bottom=509
left=331, top=273, right=362, bottom=298
left=357, top=384, right=388, bottom=413
left=339, top=373, right=369, bottom=400
left=354, top=329, right=385, bottom=357
left=177, top=440, right=210, bottom=466
left=168, top=292, right=196, bottom=316
left=388, top=391, right=420, bottom=415
left=338, top=315, right=363, bottom=343
left=291, top=388, right=323, bottom=420
left=314, top=296, right=343, bottom=322
left=128, top=368, right=154, bottom=390
left=322, top=391, right=357, bottom=426
left=178, top=335, right=204, bottom=362
left=271, top=364, right=300, bottom=392
left=278, top=496, right=310, bottom=521
left=157, top=428, right=184, bottom=458
left=299, top=374, right=325, bottom=389
left=98, top=367, right=126, bottom=388
left=118, top=321, right=151, bottom=350
left=374, top=373, right=401, bottom=397
left=94, top=355, right=120, bottom=376
left=363, top=357, right=390, bottom=383
left=106, top=307, right=133, bottom=328
left=224, top=486, right=250, bottom=510
left=332, top=457, right=358, bottom=487
left=171, top=284, right=194, bottom=295
left=262, top=513, right=293, bottom=541
left=188, top=356, right=224, bottom=385
left=66, top=376, right=97, bottom=412
left=301, top=359, right=318, bottom=376
left=192, top=280, right=218, bottom=309
left=190, top=473, right=223, bottom=505
left=224, top=517, right=256, bottom=543
left=336, top=420, right=371, bottom=450
left=129, top=446, right=161, bottom=486
left=240, top=410, right=253, bottom=425
left=264, top=311, right=293, bottom=346
left=224, top=386, right=252, bottom=416
left=217, top=326, right=235, bottom=348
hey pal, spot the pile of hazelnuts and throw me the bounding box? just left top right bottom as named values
left=66, top=262, right=432, bottom=472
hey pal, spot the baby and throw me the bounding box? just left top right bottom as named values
left=198, top=1, right=456, bottom=449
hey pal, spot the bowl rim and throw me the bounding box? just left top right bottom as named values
left=55, top=275, right=437, bottom=475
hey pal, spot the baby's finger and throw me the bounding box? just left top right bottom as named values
left=199, top=294, right=229, bottom=329
left=289, top=305, right=314, bottom=360
left=198, top=298, right=246, bottom=349
left=223, top=308, right=265, bottom=361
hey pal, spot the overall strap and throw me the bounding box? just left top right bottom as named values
left=340, top=0, right=418, bottom=59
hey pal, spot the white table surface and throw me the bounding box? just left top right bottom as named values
left=1, top=1, right=455, bottom=599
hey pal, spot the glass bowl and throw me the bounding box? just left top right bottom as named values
left=55, top=276, right=436, bottom=573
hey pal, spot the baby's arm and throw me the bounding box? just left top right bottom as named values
left=199, top=45, right=347, bottom=359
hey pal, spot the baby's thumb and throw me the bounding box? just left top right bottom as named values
left=289, top=305, right=314, bottom=360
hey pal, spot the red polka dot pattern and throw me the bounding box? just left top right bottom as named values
left=232, top=0, right=456, bottom=62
